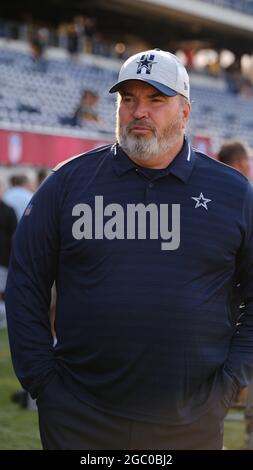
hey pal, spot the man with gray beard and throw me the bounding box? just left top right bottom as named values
left=6, top=49, right=253, bottom=450
left=116, top=86, right=188, bottom=165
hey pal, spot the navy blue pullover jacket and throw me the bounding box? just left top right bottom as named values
left=5, top=140, right=253, bottom=424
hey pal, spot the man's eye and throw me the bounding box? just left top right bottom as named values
left=151, top=97, right=164, bottom=103
left=122, top=96, right=133, bottom=102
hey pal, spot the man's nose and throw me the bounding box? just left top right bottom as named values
left=132, top=101, right=149, bottom=119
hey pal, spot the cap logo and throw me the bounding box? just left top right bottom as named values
left=136, top=54, right=157, bottom=75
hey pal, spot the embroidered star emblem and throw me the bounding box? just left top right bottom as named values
left=136, top=54, right=156, bottom=75
left=191, top=192, right=211, bottom=210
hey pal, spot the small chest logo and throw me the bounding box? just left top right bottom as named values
left=191, top=192, right=211, bottom=210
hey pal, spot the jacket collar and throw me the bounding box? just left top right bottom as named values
left=111, top=138, right=196, bottom=183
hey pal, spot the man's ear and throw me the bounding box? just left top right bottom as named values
left=182, top=99, right=191, bottom=130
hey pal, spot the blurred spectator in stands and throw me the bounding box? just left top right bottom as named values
left=72, top=16, right=86, bottom=53
left=3, top=174, right=34, bottom=222
left=83, top=16, right=97, bottom=54
left=58, top=22, right=69, bottom=49
left=207, top=58, right=221, bottom=77
left=65, top=15, right=92, bottom=56
left=60, top=88, right=112, bottom=133
left=30, top=38, right=43, bottom=60
left=29, top=34, right=47, bottom=72
left=66, top=23, right=79, bottom=55
left=217, top=140, right=251, bottom=179
left=0, top=179, right=17, bottom=303
left=225, top=59, right=245, bottom=94
left=69, top=89, right=100, bottom=127
left=37, top=27, right=50, bottom=49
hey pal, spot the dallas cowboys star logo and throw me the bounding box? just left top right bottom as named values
left=191, top=192, right=212, bottom=210
left=136, top=54, right=157, bottom=75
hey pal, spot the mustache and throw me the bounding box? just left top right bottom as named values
left=126, top=120, right=155, bottom=132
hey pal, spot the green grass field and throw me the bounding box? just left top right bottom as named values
left=0, top=328, right=41, bottom=450
left=0, top=328, right=247, bottom=450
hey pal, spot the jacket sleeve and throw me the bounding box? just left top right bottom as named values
left=225, top=182, right=253, bottom=389
left=5, top=171, right=61, bottom=398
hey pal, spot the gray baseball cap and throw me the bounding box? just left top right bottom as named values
left=109, top=49, right=190, bottom=100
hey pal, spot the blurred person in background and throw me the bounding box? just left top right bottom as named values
left=73, top=89, right=100, bottom=125
left=5, top=49, right=253, bottom=450
left=217, top=140, right=253, bottom=449
left=28, top=33, right=47, bottom=73
left=2, top=174, right=33, bottom=403
left=0, top=180, right=17, bottom=327
left=3, top=174, right=33, bottom=222
left=217, top=140, right=251, bottom=179
left=59, top=89, right=102, bottom=129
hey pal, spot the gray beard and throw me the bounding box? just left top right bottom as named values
left=116, top=117, right=183, bottom=163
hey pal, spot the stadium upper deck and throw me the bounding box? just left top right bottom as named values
left=202, top=0, right=253, bottom=15
left=0, top=40, right=253, bottom=155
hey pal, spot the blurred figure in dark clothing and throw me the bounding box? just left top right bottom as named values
left=0, top=180, right=17, bottom=301
left=217, top=140, right=253, bottom=449
left=29, top=35, right=47, bottom=72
